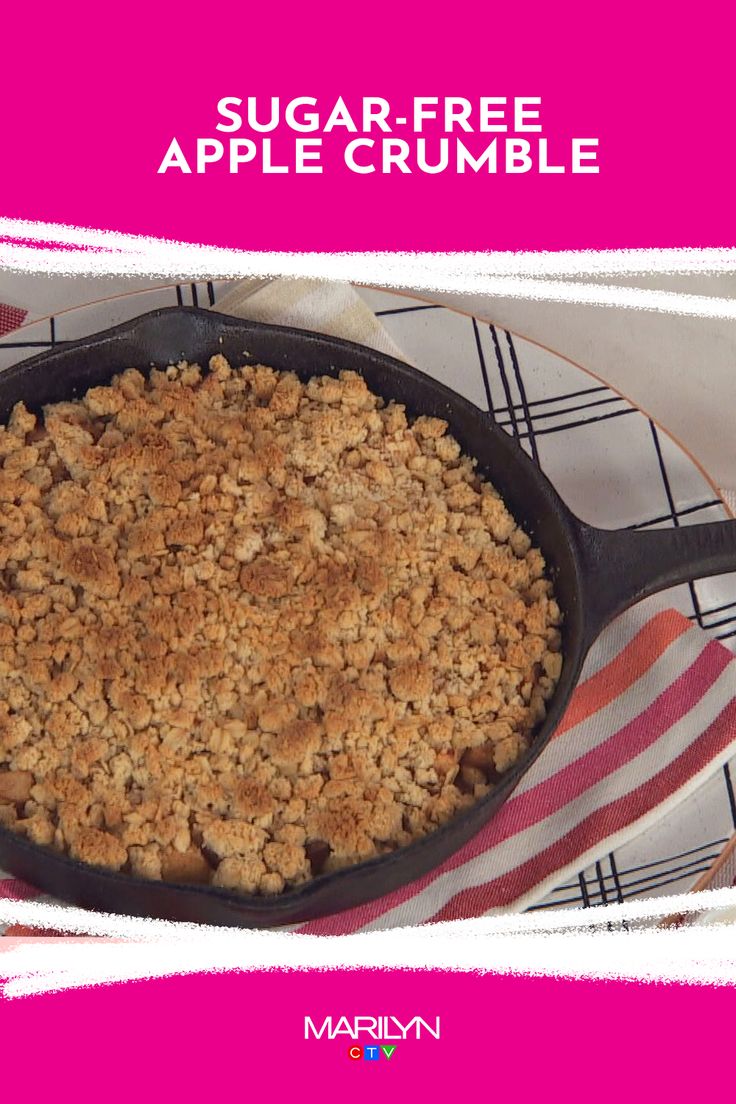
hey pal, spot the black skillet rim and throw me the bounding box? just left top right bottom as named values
left=0, top=307, right=589, bottom=925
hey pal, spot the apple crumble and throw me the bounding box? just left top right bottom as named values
left=0, top=357, right=562, bottom=894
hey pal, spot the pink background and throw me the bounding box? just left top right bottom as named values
left=1, top=969, right=735, bottom=1097
left=1, top=1, right=735, bottom=250
left=2, top=0, right=736, bottom=1065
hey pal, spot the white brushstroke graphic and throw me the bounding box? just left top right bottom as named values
left=1, top=219, right=736, bottom=318
left=1, top=887, right=736, bottom=997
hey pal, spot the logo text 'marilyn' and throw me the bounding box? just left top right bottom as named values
left=304, top=1016, right=441, bottom=1040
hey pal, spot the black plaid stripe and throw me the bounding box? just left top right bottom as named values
left=630, top=488, right=736, bottom=637
left=0, top=339, right=54, bottom=350
left=530, top=840, right=729, bottom=910
left=0, top=314, right=59, bottom=352
left=174, top=282, right=214, bottom=308
left=0, top=284, right=220, bottom=357
left=608, top=852, right=626, bottom=906
left=475, top=321, right=636, bottom=443
left=489, top=325, right=522, bottom=440
left=494, top=393, right=626, bottom=430
left=472, top=316, right=495, bottom=416
left=505, top=331, right=541, bottom=466
left=374, top=303, right=443, bottom=317
left=723, top=763, right=736, bottom=828
left=649, top=420, right=706, bottom=629
left=689, top=598, right=736, bottom=639
left=698, top=598, right=736, bottom=623
left=578, top=872, right=591, bottom=908
left=628, top=499, right=724, bottom=530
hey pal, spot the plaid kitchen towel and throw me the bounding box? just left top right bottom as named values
left=1, top=279, right=735, bottom=934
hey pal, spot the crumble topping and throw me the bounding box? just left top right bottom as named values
left=0, top=357, right=562, bottom=893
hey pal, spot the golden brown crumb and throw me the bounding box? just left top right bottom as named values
left=68, top=827, right=128, bottom=871
left=0, top=358, right=562, bottom=895
left=0, top=771, right=34, bottom=803
left=161, top=847, right=212, bottom=884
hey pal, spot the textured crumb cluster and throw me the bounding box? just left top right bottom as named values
left=0, top=357, right=562, bottom=894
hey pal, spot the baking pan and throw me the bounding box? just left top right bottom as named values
left=0, top=306, right=735, bottom=927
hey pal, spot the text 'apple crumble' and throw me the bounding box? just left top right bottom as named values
left=0, top=357, right=562, bottom=893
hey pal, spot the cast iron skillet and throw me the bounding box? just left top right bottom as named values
left=0, top=306, right=735, bottom=928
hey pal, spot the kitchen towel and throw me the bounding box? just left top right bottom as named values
left=1, top=278, right=735, bottom=934
left=214, top=277, right=409, bottom=361
left=0, top=303, right=26, bottom=337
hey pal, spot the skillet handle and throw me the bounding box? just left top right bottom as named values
left=576, top=518, right=736, bottom=638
